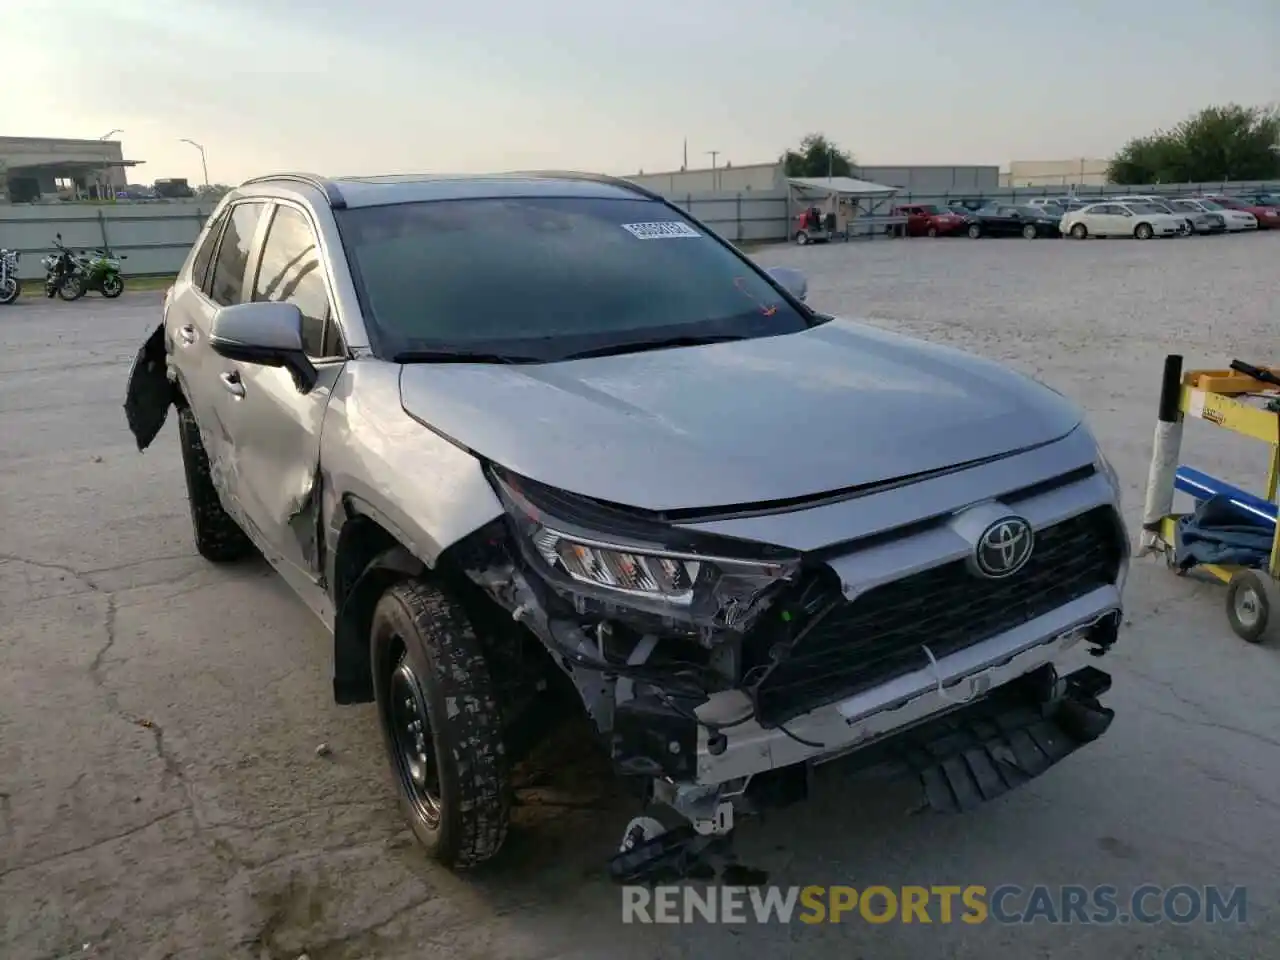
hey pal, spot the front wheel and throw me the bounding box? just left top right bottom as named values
left=794, top=230, right=809, bottom=246
left=57, top=276, right=85, bottom=301
left=1021, top=224, right=1038, bottom=240
left=966, top=223, right=981, bottom=239
left=372, top=579, right=510, bottom=868
left=1070, top=223, right=1089, bottom=240
left=1134, top=223, right=1154, bottom=240
left=926, top=226, right=938, bottom=238
left=100, top=274, right=124, bottom=298
left=0, top=277, right=18, bottom=305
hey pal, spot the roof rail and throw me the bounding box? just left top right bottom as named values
left=505, top=170, right=662, bottom=201
left=238, top=173, right=347, bottom=209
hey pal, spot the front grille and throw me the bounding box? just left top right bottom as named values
left=752, top=506, right=1123, bottom=726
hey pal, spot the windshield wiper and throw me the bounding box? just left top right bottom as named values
left=561, top=333, right=750, bottom=361
left=393, top=349, right=543, bottom=365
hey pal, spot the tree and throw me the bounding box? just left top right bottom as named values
left=1108, top=104, right=1280, bottom=184
left=783, top=133, right=855, bottom=178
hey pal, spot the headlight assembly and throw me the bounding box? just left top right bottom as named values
left=488, top=467, right=799, bottom=631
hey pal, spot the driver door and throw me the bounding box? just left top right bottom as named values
left=213, top=201, right=348, bottom=613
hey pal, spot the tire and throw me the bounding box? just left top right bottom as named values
left=795, top=231, right=809, bottom=245
left=966, top=223, right=981, bottom=239
left=1134, top=223, right=1154, bottom=240
left=371, top=579, right=510, bottom=868
left=926, top=226, right=938, bottom=238
left=57, top=276, right=85, bottom=301
left=176, top=406, right=255, bottom=563
left=1021, top=224, right=1037, bottom=240
left=101, top=274, right=124, bottom=298
left=1070, top=223, right=1088, bottom=240
left=0, top=277, right=18, bottom=305
left=1226, top=571, right=1270, bottom=644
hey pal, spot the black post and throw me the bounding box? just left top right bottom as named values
left=1157, top=354, right=1184, bottom=423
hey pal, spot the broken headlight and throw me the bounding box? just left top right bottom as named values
left=488, top=467, right=799, bottom=630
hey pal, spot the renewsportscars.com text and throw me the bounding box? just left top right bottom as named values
left=621, top=884, right=1248, bottom=925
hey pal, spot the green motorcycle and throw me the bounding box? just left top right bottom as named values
left=72, top=247, right=127, bottom=298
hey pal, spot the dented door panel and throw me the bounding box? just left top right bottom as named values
left=215, top=357, right=344, bottom=605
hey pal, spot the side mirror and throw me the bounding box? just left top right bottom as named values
left=765, top=266, right=808, bottom=303
left=209, top=301, right=318, bottom=393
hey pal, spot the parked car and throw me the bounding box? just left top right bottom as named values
left=1195, top=195, right=1279, bottom=229
left=1060, top=201, right=1184, bottom=239
left=123, top=170, right=1128, bottom=881
left=1173, top=197, right=1258, bottom=232
left=1107, top=196, right=1203, bottom=235
left=1164, top=199, right=1228, bottom=235
left=892, top=203, right=969, bottom=237
left=1024, top=198, right=1068, bottom=214
left=1232, top=192, right=1280, bottom=207
left=946, top=198, right=991, bottom=213
left=964, top=203, right=1063, bottom=239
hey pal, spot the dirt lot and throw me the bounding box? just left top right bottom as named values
left=3, top=232, right=1280, bottom=959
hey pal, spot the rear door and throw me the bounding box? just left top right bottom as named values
left=214, top=200, right=347, bottom=608
left=167, top=200, right=270, bottom=482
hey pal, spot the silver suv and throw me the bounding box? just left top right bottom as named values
left=124, top=172, right=1128, bottom=880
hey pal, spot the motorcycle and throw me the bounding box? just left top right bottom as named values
left=42, top=235, right=85, bottom=301
left=41, top=234, right=127, bottom=301
left=76, top=247, right=127, bottom=298
left=0, top=248, right=19, bottom=304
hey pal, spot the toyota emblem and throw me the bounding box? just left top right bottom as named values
left=974, top=517, right=1035, bottom=578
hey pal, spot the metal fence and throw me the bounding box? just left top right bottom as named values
left=0, top=202, right=213, bottom=280
left=664, top=180, right=1280, bottom=244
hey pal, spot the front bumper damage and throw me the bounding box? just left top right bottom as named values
left=607, top=601, right=1120, bottom=883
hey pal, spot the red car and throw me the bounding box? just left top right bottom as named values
left=1198, top=195, right=1280, bottom=229
left=893, top=204, right=970, bottom=237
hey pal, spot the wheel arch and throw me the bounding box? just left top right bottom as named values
left=328, top=497, right=509, bottom=704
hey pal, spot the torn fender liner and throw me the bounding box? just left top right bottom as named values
left=123, top=323, right=173, bottom=451
left=859, top=666, right=1114, bottom=814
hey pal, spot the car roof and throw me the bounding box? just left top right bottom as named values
left=233, top=171, right=659, bottom=210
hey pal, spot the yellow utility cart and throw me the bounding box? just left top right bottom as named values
left=1139, top=354, right=1280, bottom=644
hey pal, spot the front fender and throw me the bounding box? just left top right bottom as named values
left=320, top=360, right=505, bottom=573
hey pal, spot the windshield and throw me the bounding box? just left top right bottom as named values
left=917, top=204, right=942, bottom=214
left=1196, top=199, right=1224, bottom=210
left=337, top=196, right=811, bottom=361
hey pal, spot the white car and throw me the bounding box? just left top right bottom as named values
left=1059, top=201, right=1185, bottom=240
left=1175, top=197, right=1257, bottom=232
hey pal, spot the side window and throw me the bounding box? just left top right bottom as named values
left=188, top=209, right=228, bottom=292
left=209, top=202, right=267, bottom=307
left=252, top=205, right=341, bottom=359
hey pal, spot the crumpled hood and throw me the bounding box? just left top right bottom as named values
left=398, top=318, right=1083, bottom=511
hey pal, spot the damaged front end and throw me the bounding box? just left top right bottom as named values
left=454, top=465, right=1120, bottom=884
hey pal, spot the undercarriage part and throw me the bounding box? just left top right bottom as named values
left=611, top=694, right=699, bottom=779
left=608, top=813, right=736, bottom=885
left=839, top=664, right=1114, bottom=814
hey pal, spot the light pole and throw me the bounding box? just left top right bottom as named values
left=180, top=139, right=209, bottom=187
left=706, top=150, right=720, bottom=190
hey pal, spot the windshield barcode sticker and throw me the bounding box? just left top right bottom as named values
left=621, top=221, right=701, bottom=240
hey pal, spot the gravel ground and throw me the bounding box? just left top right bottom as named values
left=3, top=232, right=1280, bottom=959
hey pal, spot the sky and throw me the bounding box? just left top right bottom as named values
left=8, top=0, right=1278, bottom=187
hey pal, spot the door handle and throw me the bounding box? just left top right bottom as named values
left=178, top=324, right=197, bottom=345
left=219, top=371, right=245, bottom=398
